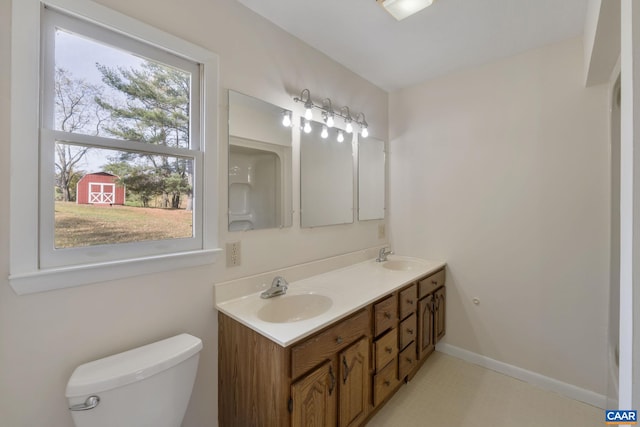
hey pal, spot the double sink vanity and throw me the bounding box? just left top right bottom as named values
left=216, top=255, right=447, bottom=426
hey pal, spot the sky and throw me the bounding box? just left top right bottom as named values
left=55, top=29, right=143, bottom=172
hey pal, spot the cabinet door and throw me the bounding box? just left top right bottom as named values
left=339, top=337, right=370, bottom=427
left=291, top=361, right=337, bottom=427
left=418, top=294, right=435, bottom=360
left=434, top=287, right=446, bottom=342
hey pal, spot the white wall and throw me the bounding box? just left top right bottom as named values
left=0, top=1, right=388, bottom=426
left=389, top=37, right=610, bottom=396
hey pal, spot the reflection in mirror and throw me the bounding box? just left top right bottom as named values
left=300, top=120, right=354, bottom=227
left=228, top=91, right=292, bottom=231
left=358, top=136, right=385, bottom=220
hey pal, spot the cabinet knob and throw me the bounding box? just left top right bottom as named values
left=406, top=299, right=414, bottom=305
left=407, top=328, right=414, bottom=335
left=385, top=346, right=393, bottom=354
left=406, top=357, right=413, bottom=364
left=384, top=312, right=392, bottom=319
left=384, top=380, right=391, bottom=387
left=336, top=336, right=343, bottom=344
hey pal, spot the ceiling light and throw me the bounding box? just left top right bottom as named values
left=377, top=0, right=434, bottom=21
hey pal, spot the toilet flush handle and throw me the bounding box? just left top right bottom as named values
left=69, top=395, right=100, bottom=411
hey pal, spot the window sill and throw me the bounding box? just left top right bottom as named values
left=9, top=248, right=222, bottom=295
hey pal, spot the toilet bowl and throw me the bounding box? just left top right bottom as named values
left=66, top=333, right=202, bottom=427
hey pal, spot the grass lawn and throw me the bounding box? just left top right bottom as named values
left=54, top=202, right=193, bottom=248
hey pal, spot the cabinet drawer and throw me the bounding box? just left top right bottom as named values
left=398, top=341, right=417, bottom=380
left=374, top=328, right=398, bottom=371
left=399, top=313, right=417, bottom=350
left=291, top=309, right=370, bottom=380
left=418, top=268, right=446, bottom=299
left=399, top=284, right=417, bottom=320
left=373, top=357, right=398, bottom=407
left=374, top=295, right=397, bottom=336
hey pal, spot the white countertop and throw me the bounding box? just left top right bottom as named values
left=215, top=256, right=446, bottom=347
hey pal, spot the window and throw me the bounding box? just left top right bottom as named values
left=9, top=0, right=220, bottom=294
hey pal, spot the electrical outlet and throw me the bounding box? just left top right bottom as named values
left=378, top=224, right=386, bottom=239
left=226, top=241, right=241, bottom=267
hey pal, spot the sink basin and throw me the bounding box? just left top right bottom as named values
left=257, top=294, right=333, bottom=323
left=382, top=260, right=424, bottom=271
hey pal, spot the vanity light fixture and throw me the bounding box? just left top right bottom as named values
left=341, top=106, right=353, bottom=134
left=377, top=0, right=435, bottom=21
left=281, top=110, right=292, bottom=127
left=294, top=89, right=314, bottom=120
left=292, top=88, right=370, bottom=140
left=302, top=118, right=312, bottom=134
left=321, top=125, right=329, bottom=139
left=356, top=112, right=369, bottom=138
left=322, top=98, right=335, bottom=128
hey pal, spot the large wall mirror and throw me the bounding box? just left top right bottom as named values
left=358, top=136, right=385, bottom=220
left=228, top=90, right=292, bottom=231
left=300, top=120, right=354, bottom=227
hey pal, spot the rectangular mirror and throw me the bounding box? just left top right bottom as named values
left=301, top=120, right=354, bottom=227
left=228, top=90, right=292, bottom=231
left=358, top=136, right=385, bottom=220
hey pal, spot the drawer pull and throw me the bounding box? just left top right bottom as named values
left=407, top=328, right=414, bottom=335
left=406, top=299, right=414, bottom=305
left=342, top=355, right=350, bottom=384
left=384, top=380, right=391, bottom=387
left=405, top=357, right=413, bottom=364
left=384, top=312, right=392, bottom=319
left=385, top=346, right=393, bottom=354
left=336, top=336, right=343, bottom=344
left=432, top=280, right=437, bottom=285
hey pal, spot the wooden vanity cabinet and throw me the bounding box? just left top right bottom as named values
left=218, top=267, right=446, bottom=427
left=417, top=268, right=446, bottom=363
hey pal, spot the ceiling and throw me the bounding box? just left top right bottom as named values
left=237, top=0, right=589, bottom=91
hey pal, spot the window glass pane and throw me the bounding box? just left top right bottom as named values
left=54, top=142, right=194, bottom=249
left=54, top=29, right=192, bottom=149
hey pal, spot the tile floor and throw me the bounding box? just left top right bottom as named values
left=367, top=352, right=603, bottom=427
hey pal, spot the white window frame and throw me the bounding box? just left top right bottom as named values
left=10, top=0, right=221, bottom=294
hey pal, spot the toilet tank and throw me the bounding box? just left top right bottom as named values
left=66, top=334, right=203, bottom=427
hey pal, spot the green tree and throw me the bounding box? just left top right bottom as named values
left=96, top=62, right=192, bottom=209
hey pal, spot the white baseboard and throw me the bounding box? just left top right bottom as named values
left=436, top=343, right=607, bottom=409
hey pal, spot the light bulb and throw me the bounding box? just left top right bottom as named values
left=282, top=111, right=291, bottom=127
left=321, top=125, right=328, bottom=139
left=345, top=121, right=353, bottom=134
left=304, top=107, right=313, bottom=120
left=326, top=114, right=335, bottom=128
left=337, top=130, right=344, bottom=143
left=361, top=126, right=369, bottom=138
left=303, top=120, right=312, bottom=134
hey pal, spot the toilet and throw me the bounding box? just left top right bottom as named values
left=65, top=333, right=203, bottom=427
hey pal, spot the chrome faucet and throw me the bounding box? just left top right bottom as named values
left=260, top=276, right=289, bottom=299
left=376, top=247, right=393, bottom=262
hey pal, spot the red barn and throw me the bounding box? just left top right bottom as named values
left=76, top=172, right=125, bottom=205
